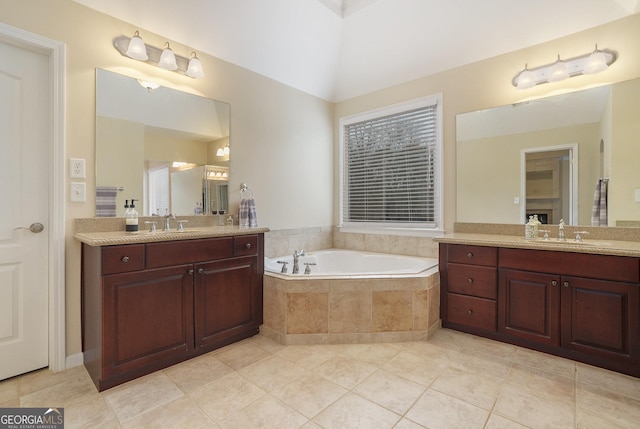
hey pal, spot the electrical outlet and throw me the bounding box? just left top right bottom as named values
left=70, top=182, right=86, bottom=202
left=70, top=158, right=85, bottom=179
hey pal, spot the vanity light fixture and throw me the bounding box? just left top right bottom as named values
left=513, top=45, right=616, bottom=89
left=114, top=32, right=205, bottom=78
left=136, top=79, right=160, bottom=92
left=216, top=145, right=230, bottom=157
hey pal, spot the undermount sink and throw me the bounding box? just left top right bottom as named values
left=522, top=238, right=613, bottom=247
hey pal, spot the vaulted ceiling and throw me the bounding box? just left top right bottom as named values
left=74, top=0, right=640, bottom=102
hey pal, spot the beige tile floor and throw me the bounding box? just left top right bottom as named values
left=2, top=328, right=640, bottom=429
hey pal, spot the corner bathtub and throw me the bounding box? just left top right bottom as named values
left=262, top=249, right=441, bottom=345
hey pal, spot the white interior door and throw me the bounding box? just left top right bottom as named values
left=0, top=38, right=50, bottom=380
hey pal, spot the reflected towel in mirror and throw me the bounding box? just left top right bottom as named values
left=591, top=178, right=608, bottom=226
left=96, top=186, right=118, bottom=217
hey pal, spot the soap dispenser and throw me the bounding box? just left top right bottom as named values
left=122, top=199, right=130, bottom=217
left=126, top=199, right=139, bottom=232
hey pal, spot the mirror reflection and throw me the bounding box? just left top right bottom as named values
left=456, top=78, right=640, bottom=227
left=95, top=68, right=230, bottom=217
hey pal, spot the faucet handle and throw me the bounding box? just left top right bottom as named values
left=538, top=229, right=549, bottom=240
left=277, top=261, right=289, bottom=273
left=177, top=220, right=188, bottom=232
left=304, top=262, right=316, bottom=275
left=574, top=231, right=589, bottom=242
left=144, top=221, right=157, bottom=233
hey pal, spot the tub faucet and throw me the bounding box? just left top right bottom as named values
left=293, top=250, right=305, bottom=274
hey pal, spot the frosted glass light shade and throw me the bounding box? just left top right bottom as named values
left=187, top=54, right=204, bottom=78
left=548, top=57, right=569, bottom=82
left=517, top=68, right=535, bottom=89
left=126, top=32, right=148, bottom=60
left=158, top=45, right=178, bottom=70
left=584, top=50, right=608, bottom=74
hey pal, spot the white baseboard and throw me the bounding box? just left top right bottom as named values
left=65, top=353, right=84, bottom=369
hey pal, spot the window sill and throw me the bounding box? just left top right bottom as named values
left=338, top=225, right=445, bottom=238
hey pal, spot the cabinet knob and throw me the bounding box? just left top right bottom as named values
left=467, top=278, right=474, bottom=284
left=563, top=281, right=570, bottom=288
left=197, top=268, right=205, bottom=274
left=467, top=309, right=473, bottom=315
left=467, top=252, right=473, bottom=258
left=551, top=280, right=557, bottom=286
left=245, top=243, right=251, bottom=249
left=121, top=256, right=130, bottom=263
left=188, top=269, right=194, bottom=275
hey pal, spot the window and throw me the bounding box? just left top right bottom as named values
left=340, top=95, right=442, bottom=234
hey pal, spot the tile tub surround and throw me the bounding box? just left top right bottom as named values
left=261, top=268, right=441, bottom=345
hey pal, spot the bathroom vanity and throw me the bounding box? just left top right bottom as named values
left=76, top=227, right=267, bottom=391
left=437, top=234, right=640, bottom=378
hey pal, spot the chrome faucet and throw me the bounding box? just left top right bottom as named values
left=163, top=211, right=175, bottom=232
left=292, top=250, right=305, bottom=274
left=557, top=219, right=566, bottom=241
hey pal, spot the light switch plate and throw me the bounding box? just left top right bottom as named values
left=635, top=189, right=640, bottom=203
left=70, top=158, right=85, bottom=179
left=70, top=182, right=86, bottom=202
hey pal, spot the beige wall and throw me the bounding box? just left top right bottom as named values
left=1, top=0, right=334, bottom=358
left=334, top=13, right=640, bottom=233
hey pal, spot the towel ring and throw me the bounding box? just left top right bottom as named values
left=240, top=183, right=254, bottom=198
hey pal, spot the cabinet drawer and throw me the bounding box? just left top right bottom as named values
left=146, top=237, right=234, bottom=268
left=102, top=244, right=145, bottom=275
left=447, top=293, right=497, bottom=332
left=447, top=245, right=497, bottom=267
left=234, top=235, right=258, bottom=256
left=499, top=248, right=640, bottom=282
left=448, top=263, right=497, bottom=299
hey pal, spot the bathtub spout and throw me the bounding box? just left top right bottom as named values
left=293, top=250, right=305, bottom=274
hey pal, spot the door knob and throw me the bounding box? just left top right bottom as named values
left=13, top=223, right=44, bottom=233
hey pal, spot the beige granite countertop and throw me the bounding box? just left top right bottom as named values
left=434, top=232, right=640, bottom=258
left=75, top=226, right=270, bottom=247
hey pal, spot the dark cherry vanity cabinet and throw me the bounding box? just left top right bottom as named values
left=82, top=234, right=264, bottom=391
left=440, top=243, right=640, bottom=377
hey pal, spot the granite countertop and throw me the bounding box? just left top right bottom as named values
left=434, top=232, right=640, bottom=258
left=75, top=226, right=270, bottom=247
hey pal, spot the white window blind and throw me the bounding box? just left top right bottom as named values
left=342, top=97, right=440, bottom=229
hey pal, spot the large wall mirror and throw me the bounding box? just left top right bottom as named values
left=95, top=68, right=230, bottom=217
left=457, top=77, right=640, bottom=227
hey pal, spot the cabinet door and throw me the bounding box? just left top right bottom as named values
left=561, top=276, right=640, bottom=366
left=499, top=269, right=560, bottom=346
left=194, top=256, right=261, bottom=350
left=102, top=265, right=194, bottom=380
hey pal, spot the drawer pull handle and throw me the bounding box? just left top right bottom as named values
left=551, top=280, right=557, bottom=286
left=197, top=268, right=205, bottom=274
left=467, top=278, right=473, bottom=284
left=467, top=309, right=473, bottom=316
left=188, top=269, right=194, bottom=275
left=121, top=256, right=130, bottom=263
left=467, top=252, right=473, bottom=258
left=563, top=281, right=570, bottom=288
left=245, top=243, right=251, bottom=249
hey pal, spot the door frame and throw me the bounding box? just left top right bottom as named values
left=0, top=23, right=66, bottom=372
left=520, top=143, right=578, bottom=226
